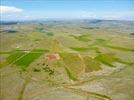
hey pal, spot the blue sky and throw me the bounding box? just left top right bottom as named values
left=1, top=0, right=134, bottom=21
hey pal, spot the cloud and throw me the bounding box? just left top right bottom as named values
left=0, top=5, right=23, bottom=14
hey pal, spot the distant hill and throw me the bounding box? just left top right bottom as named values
left=0, top=21, right=18, bottom=25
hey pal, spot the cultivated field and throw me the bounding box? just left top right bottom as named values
left=0, top=20, right=134, bottom=100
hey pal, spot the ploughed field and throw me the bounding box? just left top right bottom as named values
left=0, top=20, right=134, bottom=100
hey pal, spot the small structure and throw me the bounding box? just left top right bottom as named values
left=46, top=53, right=60, bottom=61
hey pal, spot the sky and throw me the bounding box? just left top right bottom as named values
left=0, top=0, right=134, bottom=21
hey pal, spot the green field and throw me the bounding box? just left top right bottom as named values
left=6, top=49, right=49, bottom=70
left=70, top=47, right=98, bottom=52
